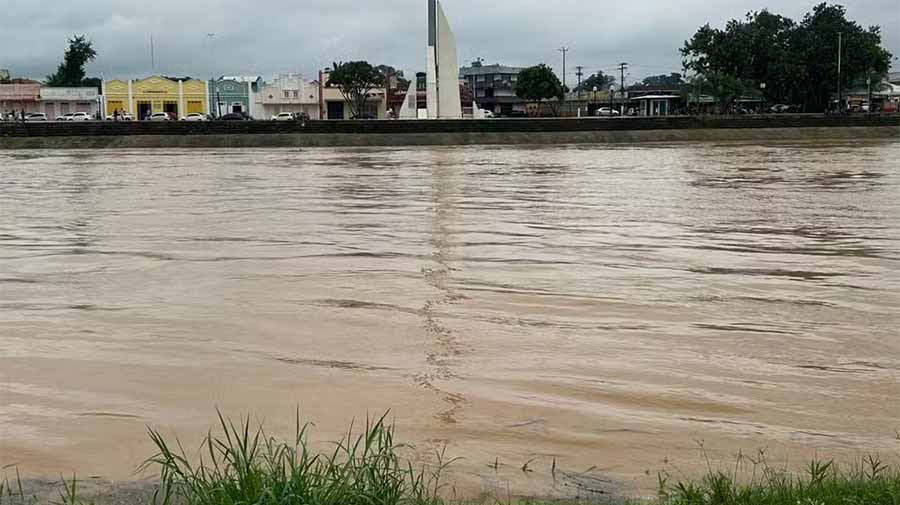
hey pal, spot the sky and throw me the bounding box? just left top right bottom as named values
left=0, top=0, right=897, bottom=86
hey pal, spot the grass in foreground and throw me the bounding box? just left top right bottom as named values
left=142, top=411, right=451, bottom=505
left=3, top=412, right=899, bottom=505
left=656, top=453, right=900, bottom=505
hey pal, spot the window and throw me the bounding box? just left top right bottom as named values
left=475, top=75, right=485, bottom=82
left=293, top=91, right=299, bottom=98
left=494, top=74, right=502, bottom=81
left=284, top=91, right=290, bottom=99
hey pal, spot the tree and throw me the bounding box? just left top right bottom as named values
left=375, top=64, right=410, bottom=90
left=329, top=61, right=385, bottom=119
left=690, top=72, right=759, bottom=112
left=790, top=3, right=891, bottom=111
left=641, top=73, right=686, bottom=88
left=682, top=3, right=892, bottom=112
left=515, top=64, right=565, bottom=116
left=576, top=72, right=615, bottom=92
left=46, top=35, right=97, bottom=87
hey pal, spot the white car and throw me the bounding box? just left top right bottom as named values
left=181, top=112, right=207, bottom=122
left=272, top=112, right=295, bottom=121
left=106, top=112, right=134, bottom=121
left=69, top=112, right=92, bottom=121
left=149, top=112, right=172, bottom=121
left=56, top=113, right=75, bottom=122
left=595, top=107, right=621, bottom=117
left=25, top=113, right=48, bottom=122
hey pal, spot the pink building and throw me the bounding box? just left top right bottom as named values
left=0, top=83, right=41, bottom=117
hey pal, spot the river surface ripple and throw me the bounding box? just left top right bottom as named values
left=1, top=142, right=898, bottom=496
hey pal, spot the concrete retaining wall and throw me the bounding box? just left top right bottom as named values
left=0, top=115, right=897, bottom=149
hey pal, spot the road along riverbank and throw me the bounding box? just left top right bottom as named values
left=0, top=115, right=896, bottom=148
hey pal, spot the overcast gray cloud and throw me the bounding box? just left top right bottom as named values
left=1, top=0, right=897, bottom=85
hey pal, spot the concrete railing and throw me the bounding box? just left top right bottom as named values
left=1, top=114, right=897, bottom=138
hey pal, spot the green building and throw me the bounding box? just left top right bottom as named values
left=208, top=76, right=263, bottom=118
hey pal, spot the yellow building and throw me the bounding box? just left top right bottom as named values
left=103, top=76, right=208, bottom=119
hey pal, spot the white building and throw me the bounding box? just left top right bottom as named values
left=256, top=74, right=319, bottom=119
left=40, top=87, right=100, bottom=118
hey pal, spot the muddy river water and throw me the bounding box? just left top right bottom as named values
left=1, top=142, right=898, bottom=497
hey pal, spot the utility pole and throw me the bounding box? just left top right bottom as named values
left=617, top=62, right=628, bottom=113
left=837, top=32, right=843, bottom=113
left=558, top=47, right=569, bottom=94
left=207, top=33, right=217, bottom=79
left=575, top=65, right=584, bottom=99
left=150, top=34, right=156, bottom=73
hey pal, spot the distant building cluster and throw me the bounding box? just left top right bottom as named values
left=0, top=70, right=390, bottom=120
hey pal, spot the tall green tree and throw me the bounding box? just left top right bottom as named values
left=46, top=35, right=97, bottom=87
left=576, top=72, right=615, bottom=92
left=329, top=61, right=385, bottom=119
left=689, top=72, right=759, bottom=111
left=681, top=3, right=891, bottom=111
left=790, top=3, right=891, bottom=110
left=641, top=73, right=686, bottom=88
left=516, top=64, right=565, bottom=116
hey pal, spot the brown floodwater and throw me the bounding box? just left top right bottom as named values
left=1, top=142, right=898, bottom=497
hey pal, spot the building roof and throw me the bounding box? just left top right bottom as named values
left=631, top=94, right=680, bottom=100
left=220, top=75, right=263, bottom=83
left=888, top=72, right=900, bottom=85
left=460, top=64, right=524, bottom=77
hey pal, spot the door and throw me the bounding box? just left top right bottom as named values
left=232, top=103, right=243, bottom=114
left=137, top=102, right=152, bottom=120
left=164, top=102, right=178, bottom=118
left=327, top=101, right=344, bottom=120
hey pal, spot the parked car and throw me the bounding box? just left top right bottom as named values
left=506, top=110, right=528, bottom=118
left=770, top=104, right=794, bottom=113
left=482, top=110, right=495, bottom=118
left=149, top=112, right=172, bottom=121
left=219, top=112, right=252, bottom=121
left=272, top=112, right=295, bottom=121
left=106, top=112, right=134, bottom=121
left=181, top=112, right=208, bottom=121
left=25, top=113, right=48, bottom=122
left=56, top=113, right=75, bottom=122
left=69, top=112, right=92, bottom=121
left=595, top=107, right=621, bottom=117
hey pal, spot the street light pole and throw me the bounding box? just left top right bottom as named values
left=760, top=82, right=767, bottom=113
left=867, top=74, right=872, bottom=114
left=837, top=32, right=843, bottom=113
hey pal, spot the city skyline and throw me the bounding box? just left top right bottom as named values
left=0, top=0, right=897, bottom=83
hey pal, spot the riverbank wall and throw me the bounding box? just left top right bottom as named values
left=0, top=115, right=896, bottom=149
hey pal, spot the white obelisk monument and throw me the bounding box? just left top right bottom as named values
left=426, top=0, right=462, bottom=119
